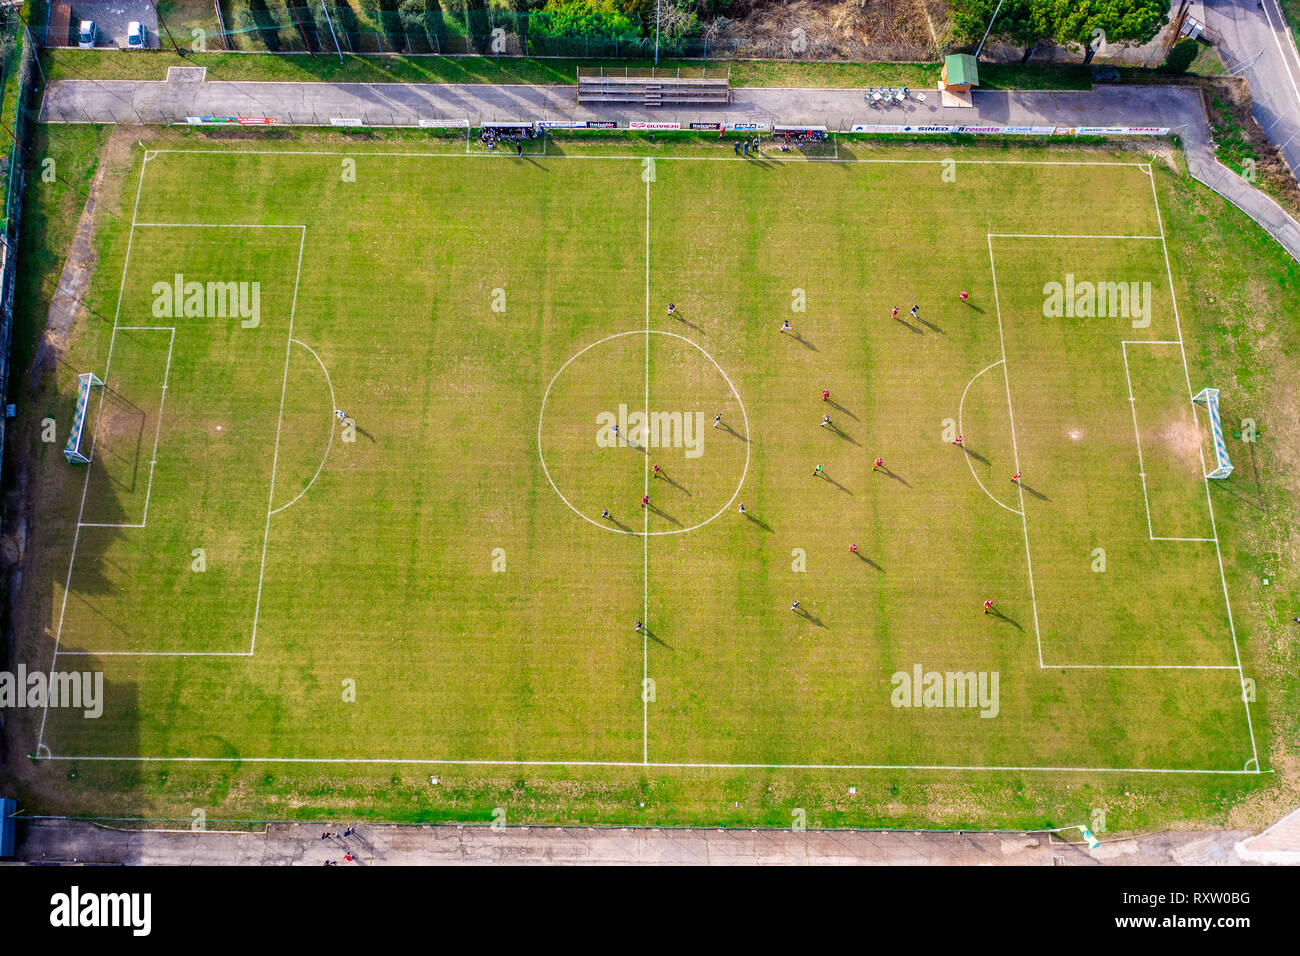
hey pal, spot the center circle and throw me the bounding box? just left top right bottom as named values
left=538, top=329, right=750, bottom=536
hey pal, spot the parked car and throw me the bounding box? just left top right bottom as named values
left=77, top=20, right=96, bottom=48
left=127, top=21, right=146, bottom=49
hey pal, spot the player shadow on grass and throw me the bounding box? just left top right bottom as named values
left=959, top=444, right=990, bottom=466
left=717, top=420, right=749, bottom=443
left=643, top=626, right=672, bottom=649
left=826, top=399, right=859, bottom=422
left=816, top=472, right=853, bottom=495
left=876, top=465, right=910, bottom=488
left=646, top=502, right=682, bottom=526
left=788, top=331, right=819, bottom=352
left=823, top=422, right=859, bottom=446
left=915, top=315, right=944, bottom=335
left=669, top=311, right=705, bottom=335
left=794, top=605, right=827, bottom=628
left=854, top=551, right=884, bottom=572
left=742, top=511, right=773, bottom=532
left=985, top=606, right=1023, bottom=632
left=891, top=313, right=923, bottom=335
left=655, top=473, right=691, bottom=496
left=1017, top=481, right=1049, bottom=502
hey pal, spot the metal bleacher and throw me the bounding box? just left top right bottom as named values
left=576, top=67, right=731, bottom=108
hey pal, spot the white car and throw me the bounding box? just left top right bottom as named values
left=127, top=21, right=146, bottom=49
left=77, top=20, right=96, bottom=48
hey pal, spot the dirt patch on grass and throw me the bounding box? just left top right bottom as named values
left=26, top=126, right=136, bottom=397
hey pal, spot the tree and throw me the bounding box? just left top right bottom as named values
left=1046, top=0, right=1170, bottom=65
left=531, top=0, right=638, bottom=39
left=948, top=0, right=1052, bottom=63
left=467, top=0, right=492, bottom=53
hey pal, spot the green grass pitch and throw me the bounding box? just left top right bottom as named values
left=23, top=135, right=1265, bottom=825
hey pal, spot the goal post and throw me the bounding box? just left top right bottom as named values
left=64, top=372, right=103, bottom=465
left=1193, top=387, right=1233, bottom=479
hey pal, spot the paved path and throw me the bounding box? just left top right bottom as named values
left=11, top=817, right=1255, bottom=865
left=1207, top=0, right=1300, bottom=176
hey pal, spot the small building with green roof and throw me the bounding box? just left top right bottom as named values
left=941, top=54, right=979, bottom=92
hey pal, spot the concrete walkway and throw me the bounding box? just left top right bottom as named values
left=9, top=817, right=1256, bottom=865
left=35, top=74, right=1300, bottom=263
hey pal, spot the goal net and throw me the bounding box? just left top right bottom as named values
left=1193, top=387, right=1233, bottom=480
left=64, top=372, right=103, bottom=465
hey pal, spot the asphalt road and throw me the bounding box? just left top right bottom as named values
left=1206, top=0, right=1300, bottom=174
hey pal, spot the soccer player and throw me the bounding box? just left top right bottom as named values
left=335, top=409, right=347, bottom=423
left=954, top=434, right=963, bottom=446
left=667, top=303, right=676, bottom=315
left=602, top=508, right=610, bottom=519
left=873, top=457, right=884, bottom=471
left=960, top=290, right=969, bottom=302
left=641, top=494, right=649, bottom=507
left=822, top=389, right=830, bottom=402
left=653, top=464, right=662, bottom=478
left=983, top=599, right=995, bottom=614
left=1012, top=471, right=1021, bottom=483
left=613, top=423, right=620, bottom=439
left=635, top=620, right=643, bottom=632
left=821, top=415, right=831, bottom=428
left=891, top=306, right=899, bottom=320
left=781, top=319, right=791, bottom=332
left=814, top=464, right=825, bottom=477
left=849, top=543, right=858, bottom=554
left=739, top=503, right=746, bottom=514
left=714, top=413, right=722, bottom=428
left=910, top=305, right=918, bottom=318
left=733, top=141, right=741, bottom=155
left=790, top=600, right=800, bottom=611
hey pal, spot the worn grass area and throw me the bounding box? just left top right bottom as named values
left=39, top=48, right=1093, bottom=89
left=7, top=128, right=1291, bottom=831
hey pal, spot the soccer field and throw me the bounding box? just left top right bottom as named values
left=23, top=134, right=1265, bottom=825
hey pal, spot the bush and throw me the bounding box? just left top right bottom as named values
left=1162, top=38, right=1200, bottom=74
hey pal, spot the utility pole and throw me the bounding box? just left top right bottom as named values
left=974, top=0, right=1004, bottom=60
left=148, top=0, right=184, bottom=55
left=654, top=0, right=660, bottom=67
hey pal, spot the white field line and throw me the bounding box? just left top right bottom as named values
left=987, top=233, right=1162, bottom=240
left=141, top=147, right=1151, bottom=168
left=58, top=650, right=254, bottom=657
left=28, top=753, right=1263, bottom=774
left=78, top=327, right=175, bottom=531
left=46, top=217, right=305, bottom=667
left=42, top=150, right=1257, bottom=773
left=643, top=171, right=650, bottom=766
left=250, top=227, right=307, bottom=655
left=985, top=236, right=1044, bottom=667
left=1146, top=169, right=1260, bottom=769
left=1121, top=341, right=1158, bottom=540
left=1051, top=663, right=1238, bottom=670
left=957, top=358, right=1022, bottom=517
left=36, top=151, right=151, bottom=755
left=268, top=338, right=336, bottom=516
